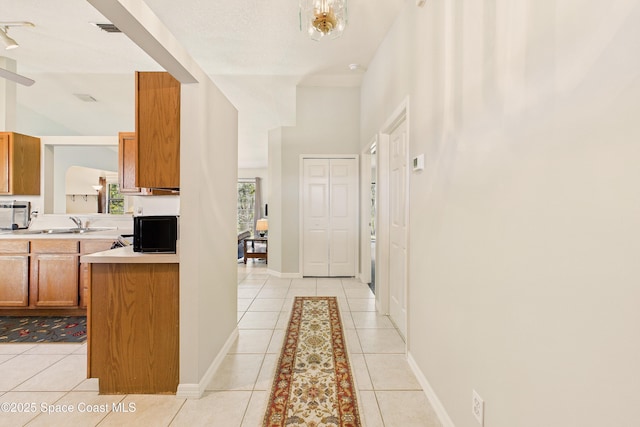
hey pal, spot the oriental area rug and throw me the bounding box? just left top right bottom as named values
left=0, top=316, right=87, bottom=343
left=264, top=296, right=361, bottom=427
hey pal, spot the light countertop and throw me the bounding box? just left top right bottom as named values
left=0, top=229, right=129, bottom=240
left=80, top=245, right=179, bottom=264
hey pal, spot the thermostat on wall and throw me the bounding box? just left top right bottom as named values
left=413, top=154, right=424, bottom=171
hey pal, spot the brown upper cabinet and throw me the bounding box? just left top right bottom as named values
left=119, top=132, right=178, bottom=196
left=0, top=132, right=41, bottom=195
left=135, top=71, right=180, bottom=190
left=118, top=132, right=139, bottom=193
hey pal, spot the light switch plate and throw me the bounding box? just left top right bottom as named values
left=413, top=154, right=424, bottom=171
left=472, top=390, right=484, bottom=426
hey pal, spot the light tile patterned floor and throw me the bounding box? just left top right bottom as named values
left=0, top=263, right=442, bottom=426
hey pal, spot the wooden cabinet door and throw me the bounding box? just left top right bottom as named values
left=0, top=255, right=29, bottom=306
left=135, top=72, right=180, bottom=189
left=118, top=132, right=140, bottom=193
left=30, top=254, right=79, bottom=307
left=11, top=133, right=41, bottom=195
left=30, top=240, right=80, bottom=308
left=0, top=132, right=41, bottom=195
left=0, top=133, right=10, bottom=194
left=0, top=241, right=30, bottom=307
left=79, top=240, right=115, bottom=308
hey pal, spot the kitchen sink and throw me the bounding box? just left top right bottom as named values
left=11, top=227, right=113, bottom=235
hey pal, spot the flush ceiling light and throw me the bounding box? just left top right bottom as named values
left=0, top=22, right=35, bottom=50
left=300, top=0, right=347, bottom=41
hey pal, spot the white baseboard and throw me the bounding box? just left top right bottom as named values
left=266, top=269, right=302, bottom=279
left=407, top=352, right=455, bottom=427
left=176, top=327, right=239, bottom=399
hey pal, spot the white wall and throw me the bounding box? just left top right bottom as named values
left=0, top=57, right=17, bottom=131
left=180, top=80, right=238, bottom=384
left=53, top=146, right=118, bottom=213
left=271, top=85, right=360, bottom=274
left=40, top=136, right=119, bottom=213
left=89, top=0, right=238, bottom=396
left=267, top=128, right=283, bottom=273
left=361, top=1, right=640, bottom=426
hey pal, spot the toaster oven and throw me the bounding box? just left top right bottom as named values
left=0, top=201, right=30, bottom=230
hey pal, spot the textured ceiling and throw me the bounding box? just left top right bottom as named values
left=0, top=0, right=406, bottom=167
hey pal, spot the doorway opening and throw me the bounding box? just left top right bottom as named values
left=369, top=143, right=377, bottom=294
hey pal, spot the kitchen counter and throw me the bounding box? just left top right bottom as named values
left=80, top=245, right=179, bottom=264
left=0, top=229, right=128, bottom=240
left=86, top=245, right=179, bottom=394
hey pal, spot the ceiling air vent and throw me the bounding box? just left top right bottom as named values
left=91, top=23, right=121, bottom=33
left=74, top=94, right=97, bottom=102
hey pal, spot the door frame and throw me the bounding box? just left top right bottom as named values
left=298, top=154, right=360, bottom=277
left=359, top=137, right=377, bottom=285
left=375, top=98, right=410, bottom=342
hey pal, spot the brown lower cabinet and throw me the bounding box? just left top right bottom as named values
left=0, top=238, right=116, bottom=314
left=0, top=240, right=30, bottom=307
left=88, top=262, right=179, bottom=394
left=30, top=240, right=79, bottom=307
left=79, top=240, right=116, bottom=308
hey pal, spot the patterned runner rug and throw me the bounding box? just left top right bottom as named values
left=264, top=296, right=361, bottom=427
left=0, top=316, right=87, bottom=343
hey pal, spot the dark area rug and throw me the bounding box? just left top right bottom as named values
left=0, top=316, right=87, bottom=343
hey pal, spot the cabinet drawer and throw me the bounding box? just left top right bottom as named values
left=31, top=240, right=79, bottom=254
left=0, top=240, right=29, bottom=254
left=80, top=240, right=115, bottom=255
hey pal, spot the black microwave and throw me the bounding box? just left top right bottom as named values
left=133, top=215, right=178, bottom=253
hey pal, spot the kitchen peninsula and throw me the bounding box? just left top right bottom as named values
left=81, top=246, right=179, bottom=394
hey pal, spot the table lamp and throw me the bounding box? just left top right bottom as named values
left=256, top=218, right=268, bottom=237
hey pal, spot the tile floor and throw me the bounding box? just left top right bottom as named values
left=0, top=263, right=442, bottom=426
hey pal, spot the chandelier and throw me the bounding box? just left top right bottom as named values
left=300, top=0, right=348, bottom=41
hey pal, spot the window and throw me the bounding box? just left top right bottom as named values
left=108, top=183, right=125, bottom=214
left=237, top=181, right=256, bottom=234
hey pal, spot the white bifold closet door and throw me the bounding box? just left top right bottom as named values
left=302, top=158, right=357, bottom=277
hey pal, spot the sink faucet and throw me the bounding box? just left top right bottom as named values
left=69, top=216, right=83, bottom=229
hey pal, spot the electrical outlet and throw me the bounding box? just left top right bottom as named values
left=472, top=390, right=484, bottom=426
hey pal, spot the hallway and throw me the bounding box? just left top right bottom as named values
left=0, top=263, right=440, bottom=426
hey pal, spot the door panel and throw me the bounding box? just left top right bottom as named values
left=0, top=256, right=29, bottom=307
left=304, top=229, right=329, bottom=276
left=302, top=158, right=357, bottom=277
left=303, top=159, right=330, bottom=276
left=330, top=184, right=348, bottom=218
left=328, top=159, right=357, bottom=277
left=31, top=254, right=79, bottom=307
left=308, top=184, right=328, bottom=218
left=329, top=229, right=350, bottom=263
left=0, top=133, right=10, bottom=194
left=389, top=119, right=408, bottom=339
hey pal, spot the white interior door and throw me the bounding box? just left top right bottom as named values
left=328, top=159, right=357, bottom=276
left=389, top=119, right=408, bottom=338
left=302, top=157, right=357, bottom=277
left=303, top=159, right=330, bottom=276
